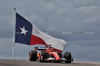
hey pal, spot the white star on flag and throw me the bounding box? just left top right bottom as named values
left=20, top=26, right=28, bottom=35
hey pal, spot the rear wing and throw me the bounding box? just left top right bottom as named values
left=35, top=47, right=48, bottom=50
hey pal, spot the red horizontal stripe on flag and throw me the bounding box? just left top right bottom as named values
left=30, top=35, right=48, bottom=46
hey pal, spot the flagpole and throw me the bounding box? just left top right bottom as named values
left=12, top=8, right=16, bottom=59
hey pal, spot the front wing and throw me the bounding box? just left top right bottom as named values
left=42, top=57, right=73, bottom=62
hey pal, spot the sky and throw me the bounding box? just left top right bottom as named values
left=0, top=0, right=100, bottom=62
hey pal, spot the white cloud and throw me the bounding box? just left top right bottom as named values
left=84, top=16, right=100, bottom=23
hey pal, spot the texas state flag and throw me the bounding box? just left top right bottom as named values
left=15, top=12, right=67, bottom=52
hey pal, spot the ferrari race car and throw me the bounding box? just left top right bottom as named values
left=29, top=45, right=73, bottom=63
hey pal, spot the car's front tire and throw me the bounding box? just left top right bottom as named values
left=64, top=52, right=72, bottom=63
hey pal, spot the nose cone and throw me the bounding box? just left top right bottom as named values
left=52, top=52, right=60, bottom=60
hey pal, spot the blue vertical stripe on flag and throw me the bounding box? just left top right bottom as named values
left=15, top=12, right=32, bottom=45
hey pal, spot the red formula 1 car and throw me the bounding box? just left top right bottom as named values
left=29, top=45, right=73, bottom=63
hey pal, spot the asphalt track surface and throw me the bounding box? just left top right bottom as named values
left=0, top=59, right=100, bottom=66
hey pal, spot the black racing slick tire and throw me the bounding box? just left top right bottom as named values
left=64, top=52, right=72, bottom=63
left=29, top=50, right=37, bottom=61
left=41, top=51, right=46, bottom=59
left=38, top=51, right=46, bottom=62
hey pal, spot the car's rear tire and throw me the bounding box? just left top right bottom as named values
left=64, top=52, right=72, bottom=63
left=29, top=50, right=37, bottom=61
left=38, top=51, right=46, bottom=62
left=41, top=51, right=46, bottom=59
